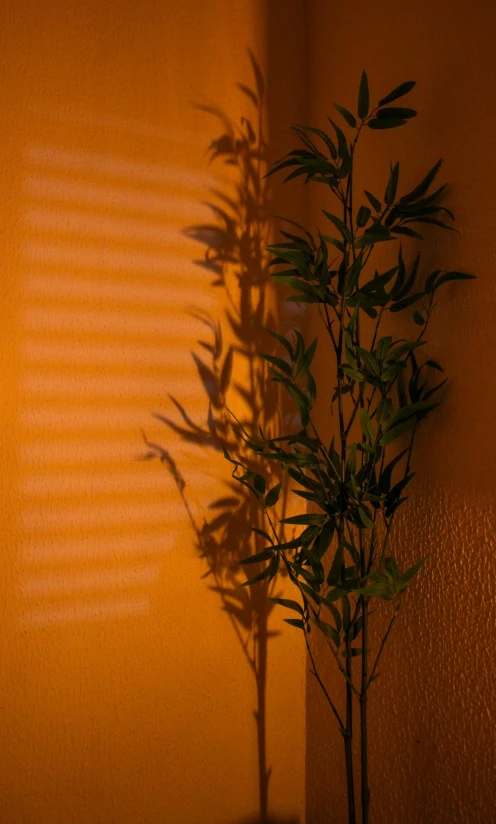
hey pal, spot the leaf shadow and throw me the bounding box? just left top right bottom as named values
left=143, top=52, right=294, bottom=823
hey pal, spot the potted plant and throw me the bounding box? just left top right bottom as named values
left=222, top=72, right=474, bottom=824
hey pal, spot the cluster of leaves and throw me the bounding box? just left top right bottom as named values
left=224, top=73, right=474, bottom=687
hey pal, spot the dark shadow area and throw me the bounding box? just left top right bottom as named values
left=144, top=53, right=296, bottom=823
left=225, top=817, right=299, bottom=824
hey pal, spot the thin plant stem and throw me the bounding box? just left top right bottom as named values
left=305, top=630, right=346, bottom=733
left=367, top=601, right=401, bottom=689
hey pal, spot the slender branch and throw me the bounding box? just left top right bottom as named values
left=305, top=630, right=345, bottom=732
left=370, top=306, right=385, bottom=353
left=322, top=301, right=339, bottom=353
left=367, top=600, right=401, bottom=690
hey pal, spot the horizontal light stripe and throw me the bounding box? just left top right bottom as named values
left=25, top=208, right=195, bottom=247
left=20, top=372, right=206, bottom=399
left=19, top=437, right=217, bottom=467
left=21, top=595, right=151, bottom=626
left=22, top=271, right=216, bottom=310
left=21, top=529, right=178, bottom=562
left=29, top=105, right=212, bottom=147
left=27, top=144, right=215, bottom=190
left=21, top=338, right=201, bottom=368
left=20, top=404, right=210, bottom=428
left=21, top=561, right=163, bottom=596
left=24, top=239, right=195, bottom=272
left=21, top=305, right=204, bottom=337
left=19, top=468, right=197, bottom=497
left=20, top=499, right=195, bottom=530
left=26, top=175, right=214, bottom=221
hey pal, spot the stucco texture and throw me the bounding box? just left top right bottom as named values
left=1, top=1, right=495, bottom=822
left=305, top=2, right=496, bottom=823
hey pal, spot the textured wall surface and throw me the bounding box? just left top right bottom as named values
left=0, top=2, right=306, bottom=822
left=305, top=1, right=496, bottom=822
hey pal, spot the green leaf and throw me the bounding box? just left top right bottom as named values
left=392, top=226, right=423, bottom=239
left=360, top=409, right=376, bottom=442
left=294, top=330, right=305, bottom=363
left=253, top=474, right=266, bottom=494
left=269, top=596, right=304, bottom=615
left=422, top=378, right=448, bottom=401
left=323, top=210, right=352, bottom=242
left=398, top=557, right=425, bottom=592
left=378, top=80, right=416, bottom=107
left=355, top=224, right=392, bottom=248
left=295, top=338, right=318, bottom=377
left=280, top=513, right=327, bottom=526
left=364, top=190, right=382, bottom=212
left=345, top=252, right=364, bottom=295
left=377, top=107, right=417, bottom=119
left=395, top=252, right=421, bottom=301
left=379, top=417, right=417, bottom=446
left=265, top=482, right=282, bottom=507
left=284, top=618, right=305, bottom=630
left=424, top=269, right=441, bottom=293
left=287, top=383, right=310, bottom=426
left=285, top=294, right=320, bottom=305
left=412, top=310, right=425, bottom=326
left=342, top=365, right=365, bottom=382
left=356, top=205, right=371, bottom=228
left=313, top=520, right=335, bottom=556
left=327, top=543, right=344, bottom=586
left=341, top=647, right=364, bottom=658
left=261, top=353, right=292, bottom=375
left=367, top=117, right=407, bottom=130
left=432, top=270, right=475, bottom=290
left=239, top=549, right=274, bottom=565
left=385, top=162, right=400, bottom=207
left=378, top=448, right=408, bottom=493
left=300, top=524, right=320, bottom=548
left=326, top=587, right=349, bottom=603
left=333, top=102, right=357, bottom=128
left=307, top=371, right=317, bottom=406
left=328, top=119, right=351, bottom=169
left=291, top=126, right=321, bottom=155
left=317, top=619, right=340, bottom=647
left=356, top=347, right=381, bottom=377
left=425, top=359, right=443, bottom=371
left=341, top=596, right=351, bottom=630
left=404, top=216, right=455, bottom=232
left=357, top=583, right=393, bottom=600
left=241, top=554, right=279, bottom=586
left=357, top=504, right=375, bottom=529
left=252, top=527, right=273, bottom=542
left=390, top=292, right=425, bottom=312
left=400, top=159, right=442, bottom=204
left=324, top=601, right=342, bottom=634
left=375, top=335, right=392, bottom=360
left=358, top=71, right=369, bottom=119
left=385, top=340, right=424, bottom=363
left=346, top=616, right=364, bottom=643
left=261, top=326, right=295, bottom=360
left=384, top=556, right=400, bottom=581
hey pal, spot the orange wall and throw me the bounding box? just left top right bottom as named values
left=0, top=2, right=306, bottom=823
left=305, top=2, right=496, bottom=823
left=3, top=3, right=494, bottom=822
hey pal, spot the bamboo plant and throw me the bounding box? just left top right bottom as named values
left=223, top=73, right=474, bottom=824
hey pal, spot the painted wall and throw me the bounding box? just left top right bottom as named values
left=0, top=2, right=307, bottom=823
left=305, top=2, right=496, bottom=822
left=3, top=2, right=494, bottom=822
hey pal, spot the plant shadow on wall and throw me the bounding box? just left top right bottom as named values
left=147, top=69, right=477, bottom=824
left=143, top=54, right=299, bottom=824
